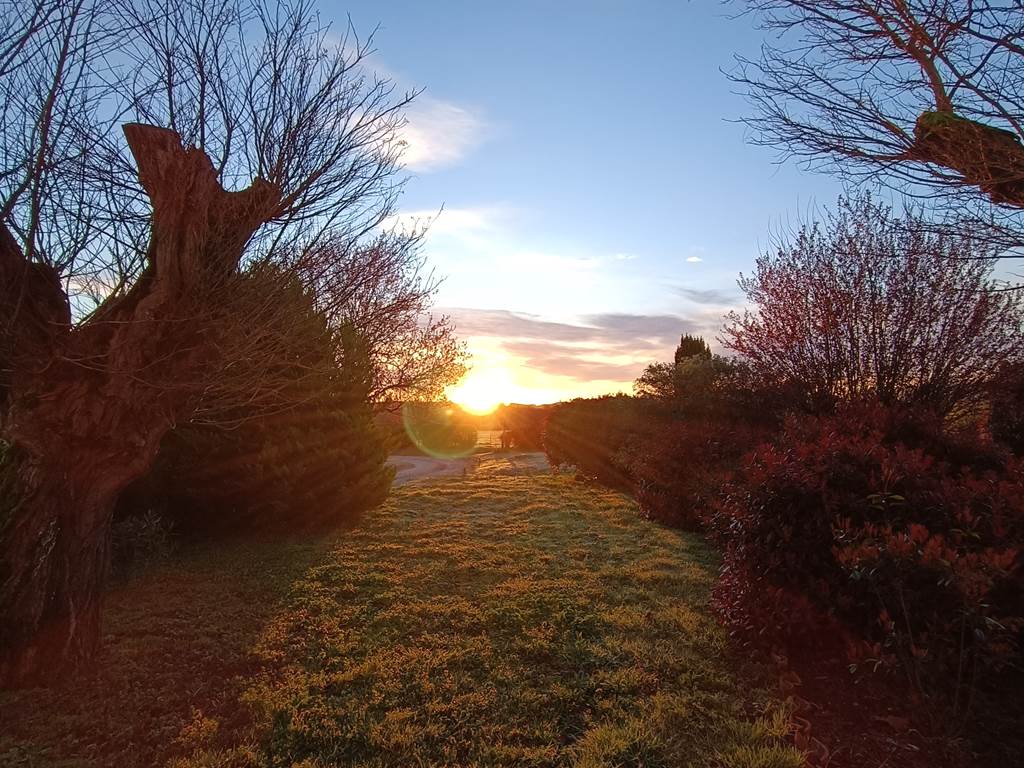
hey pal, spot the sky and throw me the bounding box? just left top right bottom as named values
left=329, top=0, right=843, bottom=408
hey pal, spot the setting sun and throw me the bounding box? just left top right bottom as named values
left=446, top=366, right=514, bottom=415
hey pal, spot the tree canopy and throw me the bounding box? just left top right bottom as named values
left=732, top=0, right=1024, bottom=245
left=721, top=193, right=1024, bottom=415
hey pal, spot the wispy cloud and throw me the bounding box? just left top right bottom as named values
left=384, top=206, right=503, bottom=239
left=676, top=287, right=738, bottom=305
left=383, top=211, right=732, bottom=395
left=582, top=312, right=687, bottom=340
left=345, top=47, right=487, bottom=173
left=446, top=308, right=693, bottom=347
left=384, top=205, right=621, bottom=317
left=501, top=341, right=644, bottom=380
left=686, top=255, right=703, bottom=263
left=399, top=97, right=487, bottom=172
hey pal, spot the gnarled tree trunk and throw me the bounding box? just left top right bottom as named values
left=0, top=124, right=279, bottom=686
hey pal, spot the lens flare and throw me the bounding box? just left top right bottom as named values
left=401, top=402, right=478, bottom=459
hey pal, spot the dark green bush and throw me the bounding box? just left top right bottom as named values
left=497, top=404, right=549, bottom=450
left=545, top=352, right=777, bottom=527
left=543, top=395, right=652, bottom=489
left=119, top=276, right=393, bottom=537
left=620, top=419, right=767, bottom=530
left=136, top=403, right=392, bottom=537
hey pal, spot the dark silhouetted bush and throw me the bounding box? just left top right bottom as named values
left=990, top=361, right=1024, bottom=455
left=139, top=400, right=392, bottom=537
left=119, top=281, right=393, bottom=537
left=543, top=395, right=651, bottom=489
left=621, top=420, right=768, bottom=530
left=545, top=357, right=779, bottom=528
left=497, top=404, right=549, bottom=450
left=111, top=511, right=175, bottom=579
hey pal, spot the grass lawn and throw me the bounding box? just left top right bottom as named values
left=1, top=473, right=801, bottom=768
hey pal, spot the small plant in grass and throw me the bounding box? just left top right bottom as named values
left=110, top=510, right=175, bottom=580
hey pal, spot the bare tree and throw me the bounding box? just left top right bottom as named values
left=0, top=0, right=415, bottom=685
left=118, top=0, right=412, bottom=256
left=294, top=231, right=467, bottom=408
left=0, top=0, right=412, bottom=315
left=731, top=0, right=1024, bottom=243
left=721, top=194, right=1024, bottom=415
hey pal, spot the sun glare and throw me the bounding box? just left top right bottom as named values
left=447, top=367, right=515, bottom=415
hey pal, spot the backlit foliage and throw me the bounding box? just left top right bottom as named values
left=722, top=194, right=1024, bottom=415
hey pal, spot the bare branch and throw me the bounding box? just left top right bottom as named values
left=730, top=0, right=1024, bottom=243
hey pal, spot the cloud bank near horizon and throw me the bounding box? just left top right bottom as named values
left=442, top=307, right=729, bottom=394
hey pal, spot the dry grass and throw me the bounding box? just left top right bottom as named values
left=1, top=474, right=802, bottom=767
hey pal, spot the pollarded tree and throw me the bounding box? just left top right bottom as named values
left=0, top=0, right=413, bottom=685
left=721, top=194, right=1024, bottom=415
left=731, top=0, right=1024, bottom=245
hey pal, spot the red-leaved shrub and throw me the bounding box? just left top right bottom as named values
left=710, top=404, right=1024, bottom=711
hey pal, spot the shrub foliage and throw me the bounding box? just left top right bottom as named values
left=496, top=404, right=549, bottom=450
left=119, top=277, right=393, bottom=536
left=710, top=405, right=1024, bottom=713
left=620, top=420, right=767, bottom=530
left=544, top=395, right=650, bottom=490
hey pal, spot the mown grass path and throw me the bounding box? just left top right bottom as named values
left=1, top=473, right=800, bottom=768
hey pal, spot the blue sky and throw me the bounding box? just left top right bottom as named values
left=331, top=1, right=842, bottom=404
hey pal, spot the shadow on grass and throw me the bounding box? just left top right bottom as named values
left=0, top=533, right=339, bottom=768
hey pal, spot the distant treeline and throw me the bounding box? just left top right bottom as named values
left=374, top=402, right=552, bottom=454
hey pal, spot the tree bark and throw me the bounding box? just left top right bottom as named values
left=0, top=124, right=279, bottom=686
